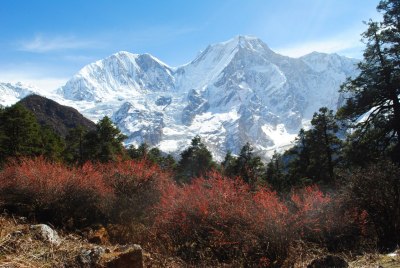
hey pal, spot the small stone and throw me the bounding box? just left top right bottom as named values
left=11, top=230, right=24, bottom=237
left=30, top=224, right=61, bottom=246
left=77, top=246, right=106, bottom=266
left=77, top=249, right=92, bottom=265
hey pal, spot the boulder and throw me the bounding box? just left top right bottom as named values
left=307, top=255, right=348, bottom=268
left=77, top=246, right=106, bottom=267
left=105, top=244, right=143, bottom=268
left=30, top=224, right=61, bottom=246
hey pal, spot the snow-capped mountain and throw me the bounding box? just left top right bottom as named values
left=2, top=36, right=359, bottom=160
left=0, top=82, right=38, bottom=107
left=59, top=52, right=175, bottom=102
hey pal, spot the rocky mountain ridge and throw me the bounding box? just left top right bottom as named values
left=1, top=36, right=359, bottom=160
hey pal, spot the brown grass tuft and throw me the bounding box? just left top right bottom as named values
left=0, top=214, right=89, bottom=267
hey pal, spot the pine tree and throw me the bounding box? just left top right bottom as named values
left=308, top=107, right=342, bottom=183
left=285, top=128, right=312, bottom=186
left=286, top=107, right=341, bottom=185
left=159, top=154, right=177, bottom=171
left=127, top=143, right=153, bottom=160
left=176, top=135, right=215, bottom=183
left=137, top=143, right=151, bottom=159
left=0, top=103, right=42, bottom=161
left=64, top=126, right=87, bottom=164
left=127, top=143, right=176, bottom=170
left=40, top=125, right=65, bottom=161
left=337, top=0, right=400, bottom=163
left=83, top=116, right=127, bottom=162
left=234, top=142, right=264, bottom=188
left=265, top=151, right=286, bottom=191
left=221, top=150, right=237, bottom=178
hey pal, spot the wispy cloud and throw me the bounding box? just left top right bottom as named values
left=18, top=34, right=98, bottom=53
left=0, top=65, right=68, bottom=91
left=0, top=72, right=67, bottom=91
left=274, top=28, right=365, bottom=58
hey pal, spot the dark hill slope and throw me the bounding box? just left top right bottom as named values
left=18, top=94, right=96, bottom=137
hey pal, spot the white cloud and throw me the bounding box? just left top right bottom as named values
left=20, top=78, right=67, bottom=91
left=0, top=70, right=67, bottom=91
left=274, top=29, right=365, bottom=58
left=18, top=34, right=97, bottom=53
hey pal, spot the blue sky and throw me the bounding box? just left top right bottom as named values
left=0, top=0, right=380, bottom=90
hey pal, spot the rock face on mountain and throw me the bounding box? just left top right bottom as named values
left=2, top=36, right=359, bottom=160
left=19, top=95, right=96, bottom=137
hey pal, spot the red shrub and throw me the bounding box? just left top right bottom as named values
left=0, top=157, right=174, bottom=231
left=289, top=186, right=332, bottom=240
left=0, top=158, right=367, bottom=264
left=98, top=160, right=171, bottom=222
left=93, top=159, right=174, bottom=244
left=152, top=172, right=349, bottom=266
left=0, top=157, right=113, bottom=227
left=289, top=186, right=369, bottom=252
left=154, top=172, right=253, bottom=262
left=252, top=188, right=291, bottom=261
left=153, top=172, right=292, bottom=265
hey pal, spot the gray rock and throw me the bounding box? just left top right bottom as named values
left=77, top=246, right=106, bottom=266
left=181, top=89, right=209, bottom=125
left=155, top=96, right=172, bottom=106
left=112, top=102, right=164, bottom=145
left=30, top=224, right=61, bottom=246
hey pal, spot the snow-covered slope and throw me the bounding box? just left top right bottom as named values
left=0, top=82, right=37, bottom=107
left=59, top=52, right=175, bottom=102
left=2, top=36, right=359, bottom=160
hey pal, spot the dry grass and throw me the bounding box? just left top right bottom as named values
left=281, top=240, right=330, bottom=268
left=348, top=250, right=400, bottom=268
left=0, top=214, right=186, bottom=268
left=2, top=213, right=399, bottom=268
left=0, top=214, right=90, bottom=267
left=281, top=240, right=400, bottom=268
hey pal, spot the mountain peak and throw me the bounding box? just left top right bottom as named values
left=107, top=51, right=139, bottom=62
left=113, top=50, right=135, bottom=57
left=223, top=35, right=259, bottom=44
left=213, top=35, right=271, bottom=52
left=234, top=35, right=263, bottom=44
left=102, top=51, right=172, bottom=70
left=23, top=35, right=360, bottom=160
left=301, top=51, right=341, bottom=59
left=300, top=51, right=359, bottom=73
left=188, top=36, right=273, bottom=68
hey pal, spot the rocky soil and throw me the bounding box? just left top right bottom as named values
left=1, top=215, right=399, bottom=267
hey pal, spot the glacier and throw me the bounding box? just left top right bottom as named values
left=1, top=36, right=359, bottom=161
